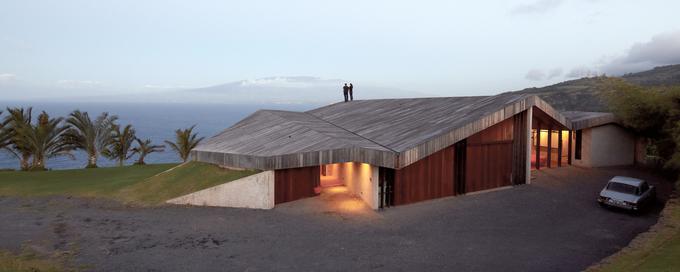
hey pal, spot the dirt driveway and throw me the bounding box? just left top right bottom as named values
left=0, top=166, right=673, bottom=271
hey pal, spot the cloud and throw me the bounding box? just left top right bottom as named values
left=566, top=66, right=599, bottom=78
left=547, top=68, right=563, bottom=79
left=0, top=73, right=17, bottom=83
left=525, top=69, right=546, bottom=81
left=525, top=68, right=563, bottom=81
left=600, top=30, right=680, bottom=75
left=511, top=0, right=563, bottom=14
left=237, top=76, right=341, bottom=88
left=56, top=79, right=102, bottom=88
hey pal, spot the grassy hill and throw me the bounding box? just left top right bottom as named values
left=0, top=162, right=258, bottom=205
left=510, top=64, right=680, bottom=112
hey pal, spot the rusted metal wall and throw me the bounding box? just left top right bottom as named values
left=393, top=145, right=455, bottom=205
left=465, top=118, right=514, bottom=193
left=512, top=111, right=528, bottom=185
left=274, top=166, right=320, bottom=204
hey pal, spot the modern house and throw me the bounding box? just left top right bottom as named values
left=169, top=93, right=643, bottom=210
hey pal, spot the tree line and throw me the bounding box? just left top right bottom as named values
left=0, top=107, right=204, bottom=171
left=602, top=78, right=680, bottom=171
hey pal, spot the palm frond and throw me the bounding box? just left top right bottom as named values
left=166, top=125, right=203, bottom=162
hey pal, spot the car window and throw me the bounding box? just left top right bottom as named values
left=607, top=182, right=637, bottom=194
left=639, top=182, right=649, bottom=195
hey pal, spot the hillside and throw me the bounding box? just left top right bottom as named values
left=510, top=64, right=680, bottom=112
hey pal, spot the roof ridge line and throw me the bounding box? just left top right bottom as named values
left=306, top=112, right=399, bottom=154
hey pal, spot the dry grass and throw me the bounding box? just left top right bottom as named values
left=0, top=248, right=68, bottom=272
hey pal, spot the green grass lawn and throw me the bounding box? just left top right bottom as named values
left=589, top=181, right=680, bottom=272
left=0, top=162, right=258, bottom=205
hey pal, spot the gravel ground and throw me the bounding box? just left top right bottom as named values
left=0, top=166, right=673, bottom=272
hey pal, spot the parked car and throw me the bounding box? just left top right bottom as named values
left=597, top=176, right=656, bottom=211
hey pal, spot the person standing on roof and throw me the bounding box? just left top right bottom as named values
left=343, top=83, right=349, bottom=102
left=349, top=83, right=354, bottom=101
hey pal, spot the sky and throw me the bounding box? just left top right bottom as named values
left=1, top=0, right=680, bottom=102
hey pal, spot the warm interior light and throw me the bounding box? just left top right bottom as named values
left=325, top=186, right=348, bottom=194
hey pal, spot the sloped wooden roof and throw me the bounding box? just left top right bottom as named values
left=562, top=111, right=618, bottom=130
left=192, top=94, right=572, bottom=170
left=197, top=110, right=392, bottom=156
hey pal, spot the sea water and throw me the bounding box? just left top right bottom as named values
left=0, top=101, right=318, bottom=170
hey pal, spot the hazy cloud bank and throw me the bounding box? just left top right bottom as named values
left=599, top=30, right=680, bottom=75
left=525, top=68, right=563, bottom=81
left=0, top=73, right=17, bottom=83
left=511, top=0, right=563, bottom=14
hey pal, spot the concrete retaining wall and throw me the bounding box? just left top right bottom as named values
left=166, top=171, right=275, bottom=209
left=573, top=124, right=636, bottom=168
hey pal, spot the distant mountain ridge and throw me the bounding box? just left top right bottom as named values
left=183, top=76, right=428, bottom=104
left=510, top=64, right=680, bottom=112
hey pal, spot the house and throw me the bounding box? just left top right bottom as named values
left=562, top=111, right=645, bottom=167
left=172, top=93, right=642, bottom=210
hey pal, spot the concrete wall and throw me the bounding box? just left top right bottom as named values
left=573, top=124, right=635, bottom=167
left=166, top=171, right=275, bottom=209
left=320, top=162, right=379, bottom=210
left=572, top=127, right=592, bottom=167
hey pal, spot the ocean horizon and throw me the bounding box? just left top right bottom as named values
left=0, top=101, right=320, bottom=170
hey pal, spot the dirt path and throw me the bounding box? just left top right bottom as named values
left=0, top=166, right=672, bottom=271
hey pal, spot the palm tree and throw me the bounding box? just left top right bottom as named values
left=131, top=138, right=164, bottom=165
left=12, top=111, right=73, bottom=170
left=3, top=107, right=34, bottom=170
left=102, top=124, right=136, bottom=167
left=165, top=125, right=204, bottom=162
left=63, top=110, right=118, bottom=168
left=0, top=111, right=9, bottom=150
left=0, top=111, right=12, bottom=152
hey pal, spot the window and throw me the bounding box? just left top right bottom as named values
left=575, top=130, right=582, bottom=160
left=607, top=182, right=636, bottom=194
left=639, top=182, right=649, bottom=195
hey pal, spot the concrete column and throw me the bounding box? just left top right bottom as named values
left=558, top=130, right=563, bottom=167
left=568, top=130, right=572, bottom=165
left=525, top=107, right=533, bottom=184
left=535, top=121, right=541, bottom=170
left=547, top=130, right=552, bottom=168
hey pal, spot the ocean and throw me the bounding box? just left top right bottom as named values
left=0, top=101, right=319, bottom=170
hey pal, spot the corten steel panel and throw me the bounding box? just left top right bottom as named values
left=274, top=166, right=320, bottom=204
left=465, top=118, right=514, bottom=193
left=512, top=111, right=528, bottom=185
left=393, top=145, right=455, bottom=205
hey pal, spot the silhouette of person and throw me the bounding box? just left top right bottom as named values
left=343, top=83, right=349, bottom=102
left=349, top=83, right=354, bottom=101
